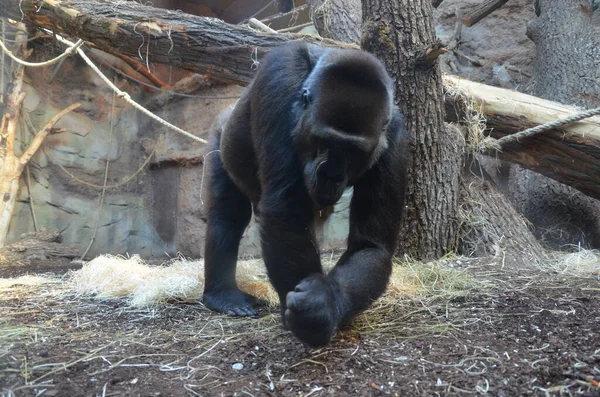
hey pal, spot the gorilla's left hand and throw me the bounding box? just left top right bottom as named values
left=285, top=274, right=350, bottom=347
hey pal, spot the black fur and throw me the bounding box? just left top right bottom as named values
left=202, top=42, right=408, bottom=347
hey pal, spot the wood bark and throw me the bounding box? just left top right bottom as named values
left=444, top=76, right=600, bottom=202
left=361, top=0, right=463, bottom=259
left=307, top=0, right=362, bottom=43
left=527, top=0, right=600, bottom=109
left=0, top=0, right=351, bottom=86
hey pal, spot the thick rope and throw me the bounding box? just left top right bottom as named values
left=49, top=32, right=207, bottom=145
left=486, top=105, right=600, bottom=151
left=0, top=35, right=83, bottom=67
left=2, top=29, right=207, bottom=144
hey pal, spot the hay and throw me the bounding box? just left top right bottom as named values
left=69, top=254, right=205, bottom=307
left=0, top=274, right=62, bottom=291
left=68, top=254, right=282, bottom=308
left=443, top=74, right=489, bottom=153
left=546, top=249, right=600, bottom=277
left=67, top=253, right=487, bottom=316
left=385, top=256, right=485, bottom=301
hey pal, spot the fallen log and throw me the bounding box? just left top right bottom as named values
left=0, top=228, right=79, bottom=263
left=1, top=0, right=599, bottom=201
left=0, top=0, right=352, bottom=86
left=444, top=75, right=600, bottom=201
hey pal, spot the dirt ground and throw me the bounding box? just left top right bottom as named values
left=1, top=257, right=599, bottom=397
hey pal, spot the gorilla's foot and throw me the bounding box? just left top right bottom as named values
left=284, top=274, right=349, bottom=348
left=202, top=288, right=260, bottom=316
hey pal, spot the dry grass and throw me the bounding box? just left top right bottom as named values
left=67, top=254, right=487, bottom=311
left=443, top=74, right=489, bottom=153
left=544, top=248, right=600, bottom=277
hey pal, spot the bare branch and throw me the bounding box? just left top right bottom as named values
left=18, top=103, right=81, bottom=172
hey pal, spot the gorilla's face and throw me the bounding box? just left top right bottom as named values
left=295, top=51, right=393, bottom=208
left=302, top=134, right=352, bottom=208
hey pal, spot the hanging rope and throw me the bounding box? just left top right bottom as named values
left=484, top=106, right=600, bottom=151
left=0, top=35, right=83, bottom=67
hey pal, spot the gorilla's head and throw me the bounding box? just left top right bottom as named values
left=294, top=48, right=395, bottom=208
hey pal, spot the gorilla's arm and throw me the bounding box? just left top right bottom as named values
left=258, top=177, right=324, bottom=303
left=328, top=112, right=408, bottom=321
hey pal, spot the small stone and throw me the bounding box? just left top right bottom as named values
left=232, top=363, right=244, bottom=370
left=39, top=350, right=49, bottom=358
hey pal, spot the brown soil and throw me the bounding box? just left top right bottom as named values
left=1, top=259, right=599, bottom=397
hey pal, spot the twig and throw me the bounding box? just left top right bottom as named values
left=26, top=343, right=115, bottom=384
left=447, top=8, right=463, bottom=50
left=248, top=18, right=277, bottom=34
left=416, top=40, right=448, bottom=69
left=277, top=22, right=314, bottom=33
left=117, top=53, right=169, bottom=88
left=79, top=75, right=117, bottom=260
left=245, top=0, right=274, bottom=21
left=42, top=142, right=156, bottom=189
left=25, top=165, right=38, bottom=231
left=0, top=19, right=5, bottom=105
left=261, top=4, right=309, bottom=23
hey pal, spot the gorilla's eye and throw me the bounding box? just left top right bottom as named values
left=301, top=89, right=312, bottom=109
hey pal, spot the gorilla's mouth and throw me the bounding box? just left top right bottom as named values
left=306, top=159, right=347, bottom=208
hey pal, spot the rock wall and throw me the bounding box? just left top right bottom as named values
left=435, top=0, right=536, bottom=89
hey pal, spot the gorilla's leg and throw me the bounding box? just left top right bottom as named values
left=202, top=138, right=256, bottom=316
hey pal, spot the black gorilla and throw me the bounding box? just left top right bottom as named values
left=202, top=42, right=408, bottom=347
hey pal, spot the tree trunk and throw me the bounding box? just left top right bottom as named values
left=307, top=0, right=361, bottom=43
left=503, top=0, right=600, bottom=250
left=459, top=158, right=549, bottom=263
left=361, top=0, right=463, bottom=259
left=527, top=0, right=600, bottom=109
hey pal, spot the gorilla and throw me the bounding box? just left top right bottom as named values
left=202, top=42, right=408, bottom=347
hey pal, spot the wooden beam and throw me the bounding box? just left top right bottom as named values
left=444, top=75, right=600, bottom=200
